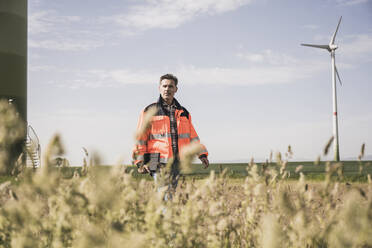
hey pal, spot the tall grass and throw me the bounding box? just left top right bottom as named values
left=0, top=101, right=372, bottom=247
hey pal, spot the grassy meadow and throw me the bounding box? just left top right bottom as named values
left=126, top=160, right=372, bottom=181
left=2, top=160, right=372, bottom=184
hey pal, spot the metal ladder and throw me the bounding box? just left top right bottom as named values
left=26, top=125, right=41, bottom=167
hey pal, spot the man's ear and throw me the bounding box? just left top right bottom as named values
left=175, top=86, right=178, bottom=93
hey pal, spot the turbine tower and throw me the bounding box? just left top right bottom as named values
left=301, top=17, right=343, bottom=162
left=0, top=0, right=28, bottom=169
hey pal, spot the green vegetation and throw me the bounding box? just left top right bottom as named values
left=1, top=160, right=371, bottom=183
left=124, top=160, right=372, bottom=182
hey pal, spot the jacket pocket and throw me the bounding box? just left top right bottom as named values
left=144, top=153, right=160, bottom=170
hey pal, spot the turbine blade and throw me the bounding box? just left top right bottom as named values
left=330, top=16, right=342, bottom=45
left=335, top=65, right=342, bottom=86
left=301, top=44, right=330, bottom=50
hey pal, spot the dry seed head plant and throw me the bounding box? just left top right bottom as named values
left=134, top=106, right=158, bottom=141
left=179, top=142, right=204, bottom=173
left=0, top=103, right=372, bottom=247
left=0, top=100, right=25, bottom=175
left=324, top=136, right=335, bottom=156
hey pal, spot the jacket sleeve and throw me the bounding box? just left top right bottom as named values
left=188, top=113, right=208, bottom=158
left=132, top=109, right=150, bottom=165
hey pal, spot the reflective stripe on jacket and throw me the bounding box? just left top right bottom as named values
left=132, top=96, right=208, bottom=165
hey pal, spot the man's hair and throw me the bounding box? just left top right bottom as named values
left=160, top=74, right=178, bottom=86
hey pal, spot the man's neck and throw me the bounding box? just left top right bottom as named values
left=162, top=97, right=174, bottom=105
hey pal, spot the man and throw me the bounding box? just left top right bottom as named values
left=132, top=74, right=209, bottom=197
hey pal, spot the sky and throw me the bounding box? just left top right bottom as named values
left=28, top=0, right=372, bottom=165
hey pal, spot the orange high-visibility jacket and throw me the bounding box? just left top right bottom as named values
left=133, top=96, right=208, bottom=166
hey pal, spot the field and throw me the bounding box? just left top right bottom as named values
left=1, top=101, right=372, bottom=247
left=2, top=160, right=372, bottom=184
left=126, top=160, right=372, bottom=181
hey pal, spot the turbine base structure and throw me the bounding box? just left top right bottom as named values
left=0, top=0, right=28, bottom=173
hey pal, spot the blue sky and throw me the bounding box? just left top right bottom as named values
left=28, top=0, right=372, bottom=165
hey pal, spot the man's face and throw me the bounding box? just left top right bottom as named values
left=159, top=79, right=177, bottom=103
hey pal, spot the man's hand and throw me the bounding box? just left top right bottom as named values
left=200, top=156, right=209, bottom=169
left=137, top=163, right=150, bottom=174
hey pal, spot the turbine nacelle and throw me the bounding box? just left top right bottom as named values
left=301, top=16, right=342, bottom=52
left=301, top=16, right=342, bottom=86
left=329, top=44, right=338, bottom=51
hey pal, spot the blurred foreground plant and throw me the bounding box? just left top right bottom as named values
left=0, top=100, right=25, bottom=175
left=0, top=102, right=372, bottom=247
left=0, top=151, right=371, bottom=247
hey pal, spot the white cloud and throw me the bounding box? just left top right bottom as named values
left=29, top=11, right=81, bottom=34
left=175, top=61, right=328, bottom=85
left=76, top=70, right=158, bottom=87
left=29, top=10, right=105, bottom=51
left=303, top=24, right=319, bottom=30
left=335, top=0, right=370, bottom=5
left=29, top=0, right=43, bottom=8
left=29, top=39, right=104, bottom=52
left=236, top=50, right=298, bottom=65
left=341, top=34, right=372, bottom=61
left=29, top=65, right=57, bottom=72
left=28, top=0, right=256, bottom=50
left=109, top=0, right=254, bottom=33
left=108, top=70, right=158, bottom=84
left=176, top=65, right=304, bottom=85
left=29, top=11, right=52, bottom=34
left=34, top=58, right=329, bottom=89
left=312, top=34, right=331, bottom=43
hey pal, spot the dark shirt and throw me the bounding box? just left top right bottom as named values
left=162, top=99, right=178, bottom=157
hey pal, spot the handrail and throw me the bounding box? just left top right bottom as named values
left=28, top=125, right=40, bottom=145
left=27, top=125, right=41, bottom=167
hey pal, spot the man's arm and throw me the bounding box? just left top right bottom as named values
left=188, top=113, right=209, bottom=169
left=132, top=109, right=150, bottom=167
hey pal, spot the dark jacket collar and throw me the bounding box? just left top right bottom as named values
left=157, top=95, right=182, bottom=110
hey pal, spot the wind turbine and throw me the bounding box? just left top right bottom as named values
left=301, top=17, right=343, bottom=162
